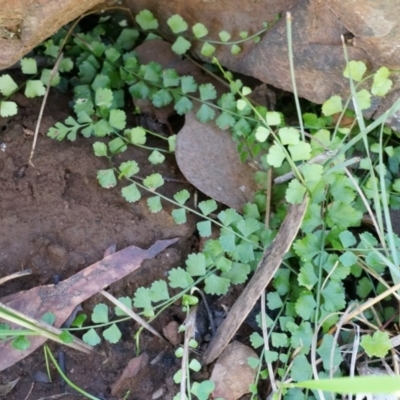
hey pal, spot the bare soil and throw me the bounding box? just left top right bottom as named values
left=0, top=88, right=199, bottom=399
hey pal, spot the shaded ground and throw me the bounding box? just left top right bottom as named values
left=0, top=88, right=199, bottom=399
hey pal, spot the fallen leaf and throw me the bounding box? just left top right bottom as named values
left=0, top=238, right=178, bottom=372
left=0, top=377, right=20, bottom=396
left=176, top=111, right=258, bottom=211
left=111, top=352, right=149, bottom=396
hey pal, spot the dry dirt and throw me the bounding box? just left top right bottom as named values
left=0, top=87, right=201, bottom=399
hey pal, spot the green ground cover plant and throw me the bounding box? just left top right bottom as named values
left=2, top=9, right=400, bottom=400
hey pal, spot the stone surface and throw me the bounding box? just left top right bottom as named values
left=209, top=341, right=258, bottom=400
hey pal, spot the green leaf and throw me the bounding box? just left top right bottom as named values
left=186, top=253, right=207, bottom=276
left=248, top=357, right=260, bottom=369
left=295, top=291, right=316, bottom=320
left=12, top=336, right=31, bottom=351
left=92, top=304, right=109, bottom=323
left=167, top=14, right=188, bottom=33
left=199, top=83, right=217, bottom=101
left=95, top=87, right=113, bottom=107
left=218, top=209, right=241, bottom=226
left=181, top=76, right=198, bottom=94
left=42, top=312, right=56, bottom=325
left=189, top=359, right=202, bottom=372
left=97, top=169, right=117, bottom=188
left=265, top=351, right=278, bottom=363
left=267, top=292, right=283, bottom=310
left=290, top=322, right=313, bottom=353
left=272, top=332, right=289, bottom=348
left=121, top=183, right=141, bottom=203
left=105, top=48, right=121, bottom=62
left=250, top=332, right=264, bottom=349
left=59, top=331, right=74, bottom=344
left=216, top=111, right=236, bottom=130
left=136, top=10, right=159, bottom=30
left=279, top=127, right=299, bottom=145
left=108, top=137, right=127, bottom=154
left=361, top=331, right=392, bottom=358
left=174, top=189, right=190, bottom=205
left=289, top=141, right=311, bottom=162
left=116, top=28, right=139, bottom=50
left=356, top=276, right=373, bottom=298
left=197, top=220, right=212, bottom=237
left=133, top=287, right=153, bottom=313
left=339, top=230, right=357, bottom=248
left=298, top=263, right=318, bottom=290
left=255, top=126, right=270, bottom=142
left=355, top=89, right=371, bottom=111
left=149, top=280, right=170, bottom=302
left=126, top=127, right=146, bottom=145
left=291, top=354, right=312, bottom=381
left=372, top=66, right=392, bottom=96
left=204, top=274, right=230, bottom=295
left=0, top=74, right=18, bottom=96
left=192, top=23, right=208, bottom=38
left=129, top=81, right=149, bottom=98
left=93, top=119, right=112, bottom=137
left=147, top=196, right=162, bottom=212
left=231, top=44, right=241, bottom=55
left=196, top=104, right=215, bottom=123
left=266, top=111, right=281, bottom=126
left=172, top=208, right=187, bottom=224
left=237, top=218, right=260, bottom=237
left=285, top=179, right=306, bottom=204
left=343, top=60, right=367, bottom=82
left=322, top=95, right=343, bottom=116
left=118, top=160, right=140, bottom=178
left=171, top=88, right=190, bottom=112
left=168, top=135, right=176, bottom=152
left=82, top=328, right=101, bottom=346
left=321, top=281, right=345, bottom=311
left=114, top=297, right=132, bottom=316
left=20, top=58, right=37, bottom=74
left=143, top=61, right=162, bottom=83
left=171, top=36, right=191, bottom=55
left=148, top=150, right=165, bottom=165
left=93, top=142, right=108, bottom=157
left=201, top=42, right=216, bottom=57
left=162, top=69, right=180, bottom=87
left=198, top=199, right=217, bottom=216
left=168, top=267, right=194, bottom=289
left=190, top=380, right=215, bottom=400
left=239, top=31, right=248, bottom=39
left=25, top=80, right=46, bottom=98
left=109, top=109, right=126, bottom=130
left=267, top=143, right=285, bottom=167
left=326, top=201, right=362, bottom=229
left=317, top=334, right=343, bottom=371
left=0, top=101, right=17, bottom=117
left=152, top=88, right=173, bottom=107
left=219, top=30, right=231, bottom=42
left=103, top=324, right=122, bottom=344
left=40, top=69, right=60, bottom=87
left=143, top=173, right=164, bottom=190
left=339, top=251, right=358, bottom=268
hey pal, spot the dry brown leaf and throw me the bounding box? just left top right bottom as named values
left=0, top=238, right=178, bottom=372
left=175, top=112, right=258, bottom=211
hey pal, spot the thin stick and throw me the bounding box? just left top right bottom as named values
left=28, top=54, right=63, bottom=167
left=0, top=269, right=31, bottom=286
left=100, top=290, right=167, bottom=343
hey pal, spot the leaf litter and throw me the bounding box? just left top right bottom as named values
left=0, top=238, right=178, bottom=371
